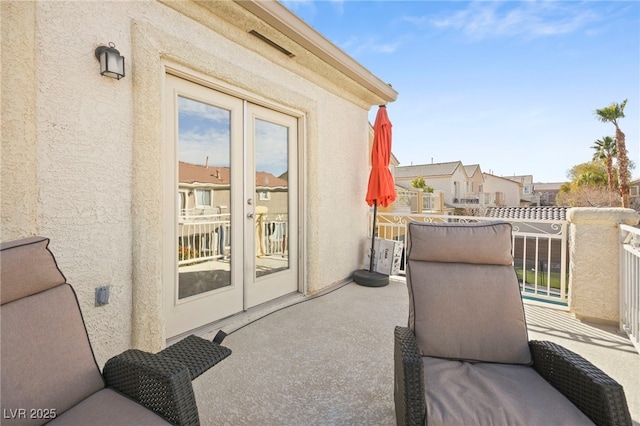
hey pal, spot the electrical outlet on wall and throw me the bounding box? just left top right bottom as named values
left=95, top=285, right=110, bottom=306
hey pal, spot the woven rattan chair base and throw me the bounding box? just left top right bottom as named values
left=160, top=335, right=232, bottom=380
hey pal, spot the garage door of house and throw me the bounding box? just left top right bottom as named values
left=163, top=74, right=299, bottom=338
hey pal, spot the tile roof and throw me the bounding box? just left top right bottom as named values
left=180, top=162, right=230, bottom=185
left=179, top=162, right=287, bottom=188
left=485, top=206, right=568, bottom=221
left=395, top=161, right=462, bottom=178
left=464, top=164, right=481, bottom=177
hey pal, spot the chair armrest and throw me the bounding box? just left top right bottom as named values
left=530, top=340, right=632, bottom=426
left=103, top=349, right=200, bottom=426
left=394, top=326, right=426, bottom=426
left=159, top=335, right=232, bottom=380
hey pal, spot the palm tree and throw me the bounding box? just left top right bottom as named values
left=591, top=136, right=617, bottom=192
left=595, top=99, right=630, bottom=207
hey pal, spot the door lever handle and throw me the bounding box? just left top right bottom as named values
left=247, top=212, right=254, bottom=219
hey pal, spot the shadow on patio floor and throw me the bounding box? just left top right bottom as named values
left=193, top=277, right=639, bottom=425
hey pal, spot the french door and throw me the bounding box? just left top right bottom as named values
left=164, top=74, right=299, bottom=338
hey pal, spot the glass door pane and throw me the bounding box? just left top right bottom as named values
left=177, top=96, right=232, bottom=299
left=245, top=103, right=298, bottom=309
left=254, top=118, right=289, bottom=278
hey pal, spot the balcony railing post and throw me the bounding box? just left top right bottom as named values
left=620, top=223, right=640, bottom=354
left=567, top=208, right=639, bottom=324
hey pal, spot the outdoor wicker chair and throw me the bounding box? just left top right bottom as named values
left=394, top=221, right=632, bottom=426
left=1, top=236, right=231, bottom=426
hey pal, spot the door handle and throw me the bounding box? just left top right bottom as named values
left=247, top=212, right=254, bottom=219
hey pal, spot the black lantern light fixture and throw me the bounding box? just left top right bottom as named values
left=95, top=42, right=125, bottom=80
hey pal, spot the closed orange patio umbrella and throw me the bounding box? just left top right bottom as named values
left=354, top=105, right=396, bottom=287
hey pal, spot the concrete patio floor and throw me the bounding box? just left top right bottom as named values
left=194, top=276, right=639, bottom=425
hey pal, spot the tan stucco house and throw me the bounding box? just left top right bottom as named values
left=394, top=161, right=530, bottom=213
left=482, top=173, right=525, bottom=207
left=1, top=0, right=397, bottom=363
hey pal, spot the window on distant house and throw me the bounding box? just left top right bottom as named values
left=524, top=185, right=531, bottom=194
left=178, top=192, right=186, bottom=215
left=259, top=191, right=270, bottom=201
left=195, top=189, right=212, bottom=207
left=630, top=186, right=639, bottom=197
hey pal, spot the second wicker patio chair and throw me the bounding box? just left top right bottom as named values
left=394, top=221, right=631, bottom=426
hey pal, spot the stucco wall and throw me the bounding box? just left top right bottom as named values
left=1, top=2, right=38, bottom=239
left=568, top=208, right=640, bottom=324
left=1, top=1, right=387, bottom=363
left=483, top=175, right=521, bottom=206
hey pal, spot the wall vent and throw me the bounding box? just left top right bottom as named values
left=249, top=30, right=295, bottom=58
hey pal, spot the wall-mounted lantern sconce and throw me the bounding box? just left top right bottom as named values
left=95, top=42, right=125, bottom=80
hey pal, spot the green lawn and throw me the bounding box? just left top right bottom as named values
left=515, top=268, right=565, bottom=291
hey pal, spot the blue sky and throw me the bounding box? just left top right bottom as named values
left=281, top=0, right=639, bottom=183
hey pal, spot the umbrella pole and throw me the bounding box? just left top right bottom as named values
left=369, top=201, right=377, bottom=272
left=353, top=200, right=388, bottom=287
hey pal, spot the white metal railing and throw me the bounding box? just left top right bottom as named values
left=620, top=224, right=640, bottom=354
left=373, top=213, right=569, bottom=305
left=178, top=213, right=231, bottom=266
left=394, top=189, right=414, bottom=212
left=394, top=188, right=443, bottom=213
left=178, top=213, right=287, bottom=265
left=257, top=215, right=288, bottom=257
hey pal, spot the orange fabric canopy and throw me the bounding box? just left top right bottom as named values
left=366, top=106, right=396, bottom=207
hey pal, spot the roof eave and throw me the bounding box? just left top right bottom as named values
left=234, top=0, right=398, bottom=103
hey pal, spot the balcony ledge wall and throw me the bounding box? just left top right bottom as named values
left=567, top=207, right=639, bottom=324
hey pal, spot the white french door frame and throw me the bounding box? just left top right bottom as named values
left=243, top=102, right=299, bottom=309
left=163, top=67, right=306, bottom=338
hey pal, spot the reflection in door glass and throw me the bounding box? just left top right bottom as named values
left=254, top=118, right=289, bottom=278
left=177, top=96, right=232, bottom=299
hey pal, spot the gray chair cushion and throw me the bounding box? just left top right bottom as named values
left=406, top=221, right=531, bottom=364
left=407, top=221, right=513, bottom=265
left=1, top=284, right=105, bottom=425
left=0, top=237, right=66, bottom=305
left=423, top=357, right=593, bottom=426
left=47, top=389, right=172, bottom=425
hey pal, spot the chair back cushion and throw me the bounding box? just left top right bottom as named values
left=1, top=237, right=105, bottom=424
left=1, top=237, right=66, bottom=305
left=406, top=221, right=531, bottom=364
left=408, top=220, right=513, bottom=265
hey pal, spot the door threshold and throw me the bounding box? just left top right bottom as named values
left=166, top=278, right=353, bottom=347
left=166, top=292, right=306, bottom=346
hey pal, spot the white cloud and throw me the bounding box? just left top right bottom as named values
left=428, top=1, right=599, bottom=40
left=341, top=35, right=403, bottom=56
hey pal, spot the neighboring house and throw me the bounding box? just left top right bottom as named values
left=534, top=182, right=566, bottom=206
left=504, top=174, right=540, bottom=206
left=1, top=0, right=397, bottom=361
left=395, top=161, right=525, bottom=213
left=483, top=173, right=524, bottom=207
left=464, top=164, right=486, bottom=203
left=395, top=161, right=479, bottom=208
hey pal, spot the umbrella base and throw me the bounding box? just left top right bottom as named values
left=353, top=269, right=389, bottom=287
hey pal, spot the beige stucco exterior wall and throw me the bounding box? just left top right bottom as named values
left=1, top=1, right=393, bottom=363
left=483, top=174, right=522, bottom=206
left=468, top=170, right=484, bottom=195
left=567, top=208, right=640, bottom=324
left=1, top=2, right=38, bottom=239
